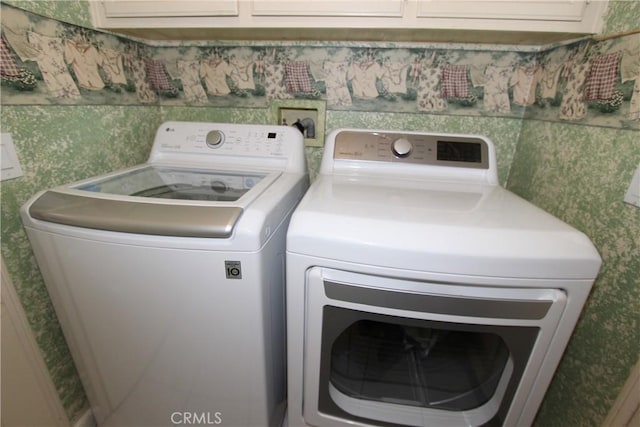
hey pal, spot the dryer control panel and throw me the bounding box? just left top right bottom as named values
left=333, top=130, right=490, bottom=170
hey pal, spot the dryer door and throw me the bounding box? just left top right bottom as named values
left=303, top=268, right=567, bottom=427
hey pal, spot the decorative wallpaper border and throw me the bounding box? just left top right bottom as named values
left=1, top=4, right=638, bottom=130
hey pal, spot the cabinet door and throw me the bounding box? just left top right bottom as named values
left=415, top=0, right=606, bottom=32
left=99, top=0, right=238, bottom=18
left=417, top=0, right=585, bottom=21
left=251, top=0, right=404, bottom=17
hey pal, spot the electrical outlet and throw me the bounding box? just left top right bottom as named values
left=1, top=133, right=24, bottom=181
left=624, top=163, right=640, bottom=208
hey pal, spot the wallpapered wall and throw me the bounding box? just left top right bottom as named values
left=508, top=122, right=640, bottom=426
left=0, top=1, right=638, bottom=426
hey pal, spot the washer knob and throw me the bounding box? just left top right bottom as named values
left=206, top=130, right=224, bottom=148
left=392, top=138, right=413, bottom=158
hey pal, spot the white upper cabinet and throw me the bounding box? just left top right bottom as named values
left=100, top=0, right=238, bottom=17
left=91, top=0, right=239, bottom=27
left=251, top=0, right=404, bottom=17
left=90, top=0, right=608, bottom=35
left=414, top=0, right=608, bottom=33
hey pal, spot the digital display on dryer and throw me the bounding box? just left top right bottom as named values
left=437, top=141, right=482, bottom=163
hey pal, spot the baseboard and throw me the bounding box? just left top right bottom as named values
left=73, top=409, right=97, bottom=427
left=1, top=256, right=70, bottom=427
left=602, top=357, right=640, bottom=426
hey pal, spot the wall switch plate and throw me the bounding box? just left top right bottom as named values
left=1, top=133, right=24, bottom=181
left=624, top=163, right=640, bottom=208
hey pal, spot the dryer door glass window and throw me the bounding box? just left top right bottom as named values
left=317, top=306, right=539, bottom=427
left=76, top=166, right=266, bottom=202
left=330, top=320, right=510, bottom=411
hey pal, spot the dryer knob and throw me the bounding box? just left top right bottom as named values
left=206, top=130, right=224, bottom=148
left=392, top=138, right=413, bottom=158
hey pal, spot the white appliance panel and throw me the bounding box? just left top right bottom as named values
left=22, top=122, right=307, bottom=426
left=24, top=209, right=289, bottom=427
left=286, top=128, right=600, bottom=427
left=287, top=174, right=601, bottom=279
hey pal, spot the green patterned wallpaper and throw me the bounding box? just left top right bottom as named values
left=0, top=105, right=163, bottom=420
left=1, top=0, right=91, bottom=27
left=508, top=2, right=640, bottom=426
left=602, top=0, right=640, bottom=35
left=1, top=0, right=638, bottom=426
left=507, top=122, right=640, bottom=427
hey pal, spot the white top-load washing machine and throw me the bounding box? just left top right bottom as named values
left=286, top=129, right=601, bottom=427
left=21, top=122, right=309, bottom=427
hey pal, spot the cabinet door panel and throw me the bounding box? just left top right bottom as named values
left=251, top=0, right=404, bottom=17
left=101, top=0, right=238, bottom=17
left=416, top=0, right=587, bottom=21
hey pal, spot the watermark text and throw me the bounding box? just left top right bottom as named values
left=171, top=411, right=223, bottom=425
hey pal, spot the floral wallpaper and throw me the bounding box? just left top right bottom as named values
left=1, top=0, right=91, bottom=28
left=525, top=35, right=640, bottom=128
left=508, top=4, right=640, bottom=427
left=1, top=4, right=639, bottom=131
left=0, top=105, right=163, bottom=420
left=602, top=0, right=640, bottom=35
left=0, top=1, right=638, bottom=426
left=507, top=122, right=640, bottom=427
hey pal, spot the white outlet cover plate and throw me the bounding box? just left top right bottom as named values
left=624, top=163, right=640, bottom=208
left=1, top=133, right=24, bottom=181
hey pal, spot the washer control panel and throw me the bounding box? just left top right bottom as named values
left=333, top=130, right=490, bottom=169
left=205, top=130, right=224, bottom=148
left=152, top=122, right=298, bottom=158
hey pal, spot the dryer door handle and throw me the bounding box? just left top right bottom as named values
left=324, top=280, right=553, bottom=320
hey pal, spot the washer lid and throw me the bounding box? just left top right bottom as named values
left=29, top=165, right=277, bottom=238
left=76, top=165, right=265, bottom=202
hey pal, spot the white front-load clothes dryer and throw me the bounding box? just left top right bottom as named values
left=286, top=129, right=601, bottom=427
left=21, top=122, right=309, bottom=427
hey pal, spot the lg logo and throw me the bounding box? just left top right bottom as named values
left=225, top=261, right=242, bottom=279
